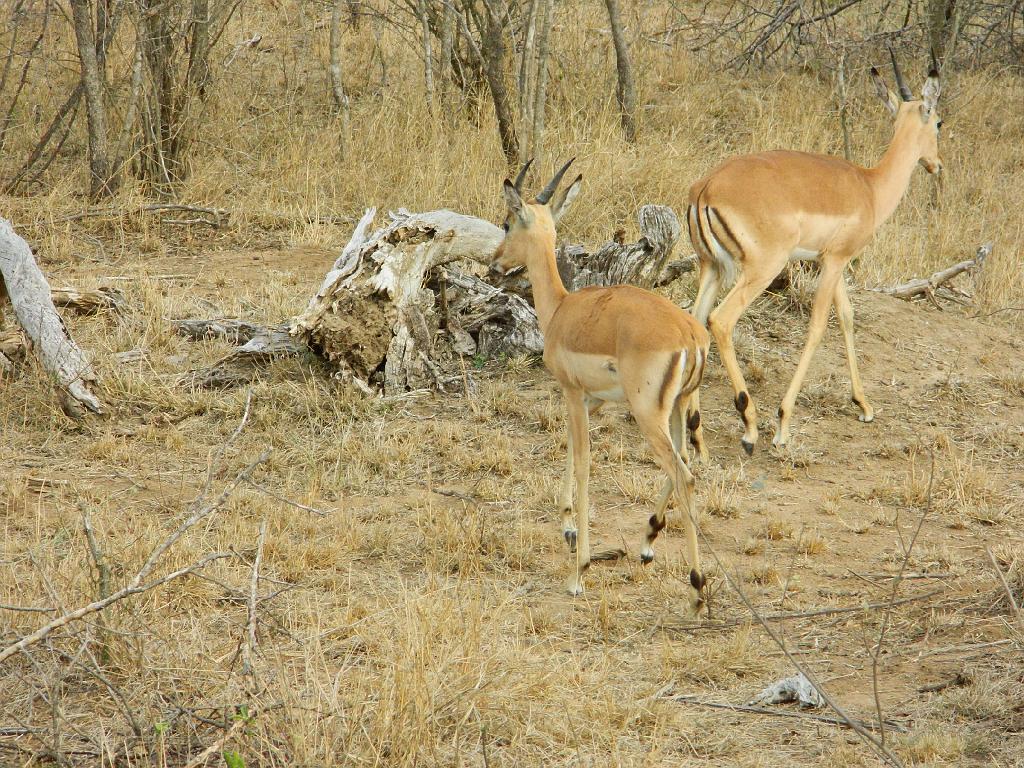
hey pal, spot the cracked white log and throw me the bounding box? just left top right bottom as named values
left=0, top=218, right=104, bottom=416
left=291, top=208, right=505, bottom=395
left=873, top=244, right=992, bottom=305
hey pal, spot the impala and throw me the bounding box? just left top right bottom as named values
left=494, top=159, right=710, bottom=610
left=687, top=52, right=942, bottom=452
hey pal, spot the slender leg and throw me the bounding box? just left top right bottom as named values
left=564, top=388, right=591, bottom=596
left=558, top=396, right=603, bottom=553
left=833, top=278, right=874, bottom=424
left=707, top=266, right=782, bottom=454
left=558, top=426, right=576, bottom=552
left=773, top=259, right=846, bottom=447
left=635, top=409, right=704, bottom=613
left=647, top=398, right=684, bottom=557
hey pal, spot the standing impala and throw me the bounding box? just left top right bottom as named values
left=494, top=159, right=710, bottom=610
left=687, top=53, right=942, bottom=452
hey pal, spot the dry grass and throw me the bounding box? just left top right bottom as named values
left=2, top=1, right=1024, bottom=766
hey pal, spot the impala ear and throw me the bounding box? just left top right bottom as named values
left=921, top=69, right=940, bottom=113
left=550, top=174, right=582, bottom=224
left=502, top=179, right=527, bottom=222
left=870, top=67, right=898, bottom=117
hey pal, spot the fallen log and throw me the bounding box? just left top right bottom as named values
left=872, top=243, right=991, bottom=307
left=52, top=285, right=125, bottom=314
left=179, top=204, right=690, bottom=394
left=0, top=218, right=104, bottom=417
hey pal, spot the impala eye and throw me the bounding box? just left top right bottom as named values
left=936, top=120, right=943, bottom=131
left=502, top=221, right=509, bottom=232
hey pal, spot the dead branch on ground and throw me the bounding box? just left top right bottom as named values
left=0, top=217, right=104, bottom=416
left=870, top=449, right=934, bottom=746
left=664, top=693, right=908, bottom=733
left=873, top=243, right=991, bottom=307
left=0, top=448, right=271, bottom=665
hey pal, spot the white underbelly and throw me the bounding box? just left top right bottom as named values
left=789, top=247, right=821, bottom=262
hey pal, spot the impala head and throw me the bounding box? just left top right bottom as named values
left=871, top=49, right=943, bottom=174
left=493, top=158, right=583, bottom=273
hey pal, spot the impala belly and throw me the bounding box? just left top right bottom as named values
left=790, top=212, right=850, bottom=261
left=550, top=351, right=626, bottom=402
left=789, top=247, right=820, bottom=262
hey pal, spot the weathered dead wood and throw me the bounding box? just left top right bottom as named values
left=52, top=286, right=125, bottom=314
left=291, top=208, right=506, bottom=395
left=0, top=218, right=104, bottom=416
left=873, top=243, right=991, bottom=306
left=556, top=204, right=683, bottom=290
left=172, top=318, right=270, bottom=345
left=177, top=204, right=689, bottom=395
left=180, top=324, right=306, bottom=389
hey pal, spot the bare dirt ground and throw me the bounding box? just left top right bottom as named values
left=2, top=241, right=1023, bottom=767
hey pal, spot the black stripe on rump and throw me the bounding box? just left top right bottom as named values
left=707, top=206, right=746, bottom=262
left=691, top=187, right=714, bottom=260
left=677, top=348, right=702, bottom=397
left=658, top=350, right=681, bottom=411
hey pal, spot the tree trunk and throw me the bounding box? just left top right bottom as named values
left=0, top=218, right=104, bottom=416
left=531, top=0, right=553, bottom=167
left=330, top=0, right=351, bottom=122
left=927, top=0, right=957, bottom=62
left=417, top=0, right=435, bottom=109
left=187, top=0, right=212, bottom=99
left=70, top=0, right=113, bottom=198
left=479, top=3, right=518, bottom=163
left=518, top=0, right=539, bottom=164
left=603, top=0, right=637, bottom=143
left=287, top=205, right=688, bottom=396
left=439, top=1, right=456, bottom=105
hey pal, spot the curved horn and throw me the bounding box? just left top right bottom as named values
left=535, top=158, right=575, bottom=204
left=888, top=45, right=913, bottom=102
left=930, top=46, right=940, bottom=76
left=514, top=159, right=533, bottom=193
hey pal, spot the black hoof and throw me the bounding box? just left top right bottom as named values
left=690, top=569, right=706, bottom=591
left=564, top=530, right=577, bottom=553
left=640, top=551, right=654, bottom=565
left=741, top=439, right=754, bottom=456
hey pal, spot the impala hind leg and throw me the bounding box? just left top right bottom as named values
left=773, top=259, right=846, bottom=448
left=707, top=266, right=782, bottom=454
left=691, top=259, right=722, bottom=327
left=833, top=278, right=874, bottom=424
left=564, top=388, right=592, bottom=596
left=635, top=409, right=705, bottom=613
left=558, top=396, right=603, bottom=553
left=646, top=399, right=685, bottom=563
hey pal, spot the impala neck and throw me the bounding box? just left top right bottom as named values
left=867, top=116, right=924, bottom=226
left=525, top=234, right=568, bottom=333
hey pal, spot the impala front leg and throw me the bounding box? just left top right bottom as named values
left=558, top=396, right=603, bottom=554
left=564, top=388, right=591, bottom=596
left=558, top=427, right=577, bottom=552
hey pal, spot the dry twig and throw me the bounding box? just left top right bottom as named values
left=241, top=518, right=268, bottom=677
